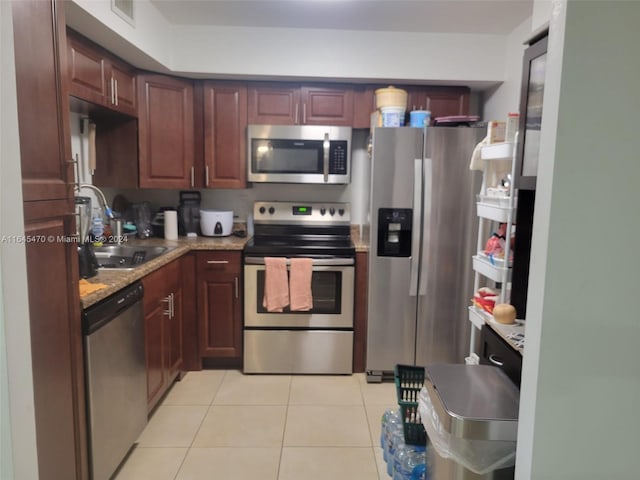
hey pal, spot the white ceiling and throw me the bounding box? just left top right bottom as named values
left=150, top=0, right=533, bottom=35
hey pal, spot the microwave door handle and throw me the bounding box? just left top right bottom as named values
left=323, top=133, right=330, bottom=183
left=409, top=158, right=422, bottom=296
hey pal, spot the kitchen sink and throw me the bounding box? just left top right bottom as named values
left=93, top=245, right=176, bottom=270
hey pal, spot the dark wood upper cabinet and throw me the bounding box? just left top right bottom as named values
left=138, top=74, right=195, bottom=188
left=203, top=81, right=248, bottom=189
left=248, top=84, right=300, bottom=125
left=406, top=86, right=470, bottom=121
left=300, top=85, right=354, bottom=126
left=67, top=29, right=137, bottom=117
left=352, top=85, right=377, bottom=129
left=248, top=83, right=353, bottom=126
left=13, top=0, right=73, bottom=203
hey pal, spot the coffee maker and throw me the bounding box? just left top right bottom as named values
left=75, top=196, right=99, bottom=278
left=178, top=190, right=201, bottom=236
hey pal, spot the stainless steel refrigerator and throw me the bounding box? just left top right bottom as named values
left=366, top=126, right=483, bottom=382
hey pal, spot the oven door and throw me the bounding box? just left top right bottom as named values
left=244, top=257, right=354, bottom=328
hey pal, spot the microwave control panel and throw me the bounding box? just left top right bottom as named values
left=329, top=141, right=348, bottom=175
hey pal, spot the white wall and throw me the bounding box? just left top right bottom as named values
left=0, top=2, right=39, bottom=479
left=483, top=17, right=531, bottom=121
left=66, top=0, right=507, bottom=88
left=516, top=1, right=640, bottom=478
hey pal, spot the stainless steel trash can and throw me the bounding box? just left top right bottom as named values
left=420, top=364, right=519, bottom=480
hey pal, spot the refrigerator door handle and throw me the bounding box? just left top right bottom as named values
left=419, top=157, right=433, bottom=296
left=409, top=158, right=422, bottom=296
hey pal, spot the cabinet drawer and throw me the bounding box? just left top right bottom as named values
left=196, top=251, right=241, bottom=274
left=479, top=325, right=522, bottom=388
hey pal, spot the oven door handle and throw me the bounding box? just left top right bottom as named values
left=244, top=257, right=354, bottom=266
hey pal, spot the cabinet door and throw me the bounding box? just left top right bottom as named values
left=301, top=85, right=354, bottom=126
left=197, top=252, right=242, bottom=359
left=407, top=86, right=470, bottom=122
left=23, top=201, right=84, bottom=480
left=67, top=31, right=108, bottom=106
left=426, top=88, right=470, bottom=118
left=138, top=74, right=194, bottom=188
left=144, top=303, right=167, bottom=408
left=203, top=82, right=248, bottom=189
left=248, top=84, right=300, bottom=125
left=109, top=59, right=137, bottom=116
left=13, top=0, right=73, bottom=202
left=352, top=85, right=376, bottom=129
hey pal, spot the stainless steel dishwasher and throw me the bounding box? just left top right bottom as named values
left=82, top=281, right=147, bottom=480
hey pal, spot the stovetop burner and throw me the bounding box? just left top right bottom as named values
left=244, top=201, right=355, bottom=258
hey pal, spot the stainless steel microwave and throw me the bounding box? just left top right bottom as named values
left=247, top=125, right=351, bottom=184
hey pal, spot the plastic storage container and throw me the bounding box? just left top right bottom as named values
left=381, top=106, right=406, bottom=126
left=375, top=86, right=408, bottom=110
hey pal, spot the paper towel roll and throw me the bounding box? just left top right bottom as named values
left=164, top=210, right=178, bottom=240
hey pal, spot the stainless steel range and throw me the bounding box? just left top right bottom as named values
left=243, top=201, right=355, bottom=374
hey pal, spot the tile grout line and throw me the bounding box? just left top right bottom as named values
left=276, top=375, right=293, bottom=480
left=171, top=369, right=229, bottom=480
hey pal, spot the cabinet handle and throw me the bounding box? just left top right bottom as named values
left=162, top=295, right=171, bottom=317
left=67, top=155, right=80, bottom=190
left=110, top=77, right=115, bottom=105
left=207, top=260, right=229, bottom=264
left=234, top=277, right=239, bottom=299
left=205, top=165, right=209, bottom=187
left=190, top=166, right=195, bottom=187
left=294, top=103, right=299, bottom=124
left=302, top=103, right=306, bottom=124
left=488, top=354, right=504, bottom=367
left=114, top=78, right=118, bottom=106
left=170, top=292, right=175, bottom=318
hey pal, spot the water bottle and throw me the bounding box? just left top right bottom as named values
left=394, top=445, right=426, bottom=480
left=382, top=410, right=402, bottom=462
left=392, top=442, right=413, bottom=480
left=387, top=427, right=405, bottom=476
left=381, top=409, right=400, bottom=450
left=91, top=214, right=104, bottom=243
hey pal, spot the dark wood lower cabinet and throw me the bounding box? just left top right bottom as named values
left=142, top=259, right=185, bottom=411
left=196, top=251, right=243, bottom=365
left=23, top=201, right=87, bottom=480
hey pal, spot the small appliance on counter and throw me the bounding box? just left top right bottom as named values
left=200, top=210, right=233, bottom=236
left=75, top=196, right=99, bottom=279
left=178, top=190, right=201, bottom=236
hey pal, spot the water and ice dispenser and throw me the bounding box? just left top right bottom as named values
left=377, top=208, right=413, bottom=257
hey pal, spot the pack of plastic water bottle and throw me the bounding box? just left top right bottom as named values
left=381, top=408, right=429, bottom=479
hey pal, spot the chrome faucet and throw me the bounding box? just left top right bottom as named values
left=76, top=184, right=114, bottom=219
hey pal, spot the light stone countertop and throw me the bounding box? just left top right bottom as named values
left=81, top=225, right=370, bottom=309
left=80, top=235, right=247, bottom=309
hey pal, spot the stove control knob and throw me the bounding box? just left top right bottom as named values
left=329, top=207, right=335, bottom=216
left=268, top=207, right=275, bottom=215
left=320, top=208, right=326, bottom=216
left=259, top=206, right=266, bottom=215
left=338, top=208, right=345, bottom=216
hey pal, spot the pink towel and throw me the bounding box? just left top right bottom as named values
left=289, top=258, right=313, bottom=311
left=263, top=257, right=289, bottom=312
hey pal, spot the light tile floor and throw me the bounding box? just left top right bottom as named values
left=114, top=370, right=397, bottom=480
